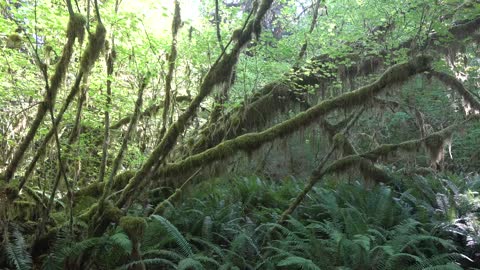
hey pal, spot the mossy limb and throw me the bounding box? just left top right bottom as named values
left=156, top=56, right=432, bottom=179
left=80, top=23, right=107, bottom=73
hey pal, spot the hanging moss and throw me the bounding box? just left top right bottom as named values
left=0, top=182, right=18, bottom=201
left=424, top=133, right=447, bottom=169
left=322, top=155, right=362, bottom=175
left=156, top=56, right=432, bottom=180
left=333, top=133, right=356, bottom=156
left=191, top=16, right=480, bottom=160
left=430, top=71, right=480, bottom=114
left=448, top=16, right=480, bottom=40
left=359, top=160, right=392, bottom=183
left=48, top=13, right=86, bottom=107
left=115, top=0, right=275, bottom=209
left=80, top=23, right=107, bottom=73
left=119, top=216, right=147, bottom=241
left=190, top=83, right=293, bottom=155
left=67, top=13, right=86, bottom=43
left=12, top=200, right=36, bottom=221
left=6, top=33, right=22, bottom=49
left=23, top=186, right=47, bottom=209
left=361, top=140, right=421, bottom=161
left=113, top=170, right=136, bottom=190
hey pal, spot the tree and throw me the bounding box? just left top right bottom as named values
left=1, top=0, right=480, bottom=269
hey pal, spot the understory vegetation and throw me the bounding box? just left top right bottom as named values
left=1, top=0, right=480, bottom=269
left=9, top=173, right=480, bottom=269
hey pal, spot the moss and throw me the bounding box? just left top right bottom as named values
left=67, top=13, right=86, bottom=43
left=8, top=33, right=22, bottom=42
left=12, top=200, right=36, bottom=221
left=430, top=71, right=480, bottom=114
left=23, top=186, right=47, bottom=208
left=78, top=202, right=97, bottom=222
left=13, top=200, right=35, bottom=207
left=104, top=202, right=123, bottom=223
left=73, top=195, right=98, bottom=215
left=51, top=211, right=67, bottom=225
left=0, top=182, right=19, bottom=201
left=6, top=33, right=22, bottom=49
left=119, top=216, right=147, bottom=241
left=75, top=181, right=104, bottom=197
left=172, top=0, right=182, bottom=36
left=80, top=23, right=107, bottom=73
left=113, top=170, right=135, bottom=190
left=359, top=160, right=392, bottom=183
left=424, top=133, right=444, bottom=162
left=333, top=133, right=346, bottom=146
left=79, top=200, right=122, bottom=224
left=362, top=140, right=420, bottom=161
left=323, top=155, right=361, bottom=175
left=48, top=14, right=86, bottom=106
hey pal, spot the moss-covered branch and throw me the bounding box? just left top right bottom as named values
left=159, top=0, right=182, bottom=139
left=115, top=0, right=274, bottom=208
left=18, top=23, right=106, bottom=191
left=1, top=14, right=86, bottom=182
left=91, top=76, right=148, bottom=235
left=429, top=71, right=480, bottom=114
left=190, top=14, right=480, bottom=155
left=276, top=108, right=366, bottom=224
left=155, top=56, right=432, bottom=180
left=278, top=116, right=477, bottom=222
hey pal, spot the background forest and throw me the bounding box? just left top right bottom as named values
left=1, top=0, right=480, bottom=269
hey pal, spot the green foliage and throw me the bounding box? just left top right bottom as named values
left=42, top=229, right=132, bottom=270
left=1, top=0, right=480, bottom=269
left=149, top=215, right=193, bottom=257
left=3, top=224, right=32, bottom=270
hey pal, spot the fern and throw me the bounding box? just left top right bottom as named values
left=142, top=249, right=184, bottom=261
left=420, top=263, right=463, bottom=270
left=4, top=225, right=32, bottom=270
left=150, top=215, right=193, bottom=256
left=277, top=256, right=321, bottom=270
left=115, top=258, right=176, bottom=270
left=42, top=237, right=102, bottom=270
left=177, top=257, right=204, bottom=270
left=109, top=231, right=132, bottom=255
left=191, top=254, right=220, bottom=267
left=189, top=236, right=225, bottom=258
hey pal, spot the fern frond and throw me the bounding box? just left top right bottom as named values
left=192, top=255, right=220, bottom=267
left=109, top=231, right=132, bottom=255
left=277, top=256, right=321, bottom=270
left=142, top=249, right=184, bottom=261
left=415, top=262, right=462, bottom=270
left=4, top=225, right=32, bottom=270
left=115, top=258, right=176, bottom=270
left=151, top=215, right=193, bottom=256
left=189, top=236, right=225, bottom=258
left=177, top=257, right=204, bottom=270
